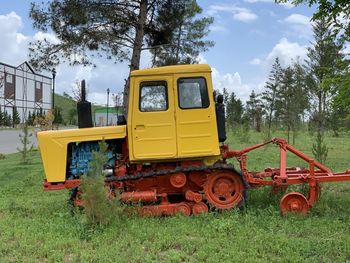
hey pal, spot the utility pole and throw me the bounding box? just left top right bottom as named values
left=106, top=88, right=110, bottom=126
left=51, top=68, right=56, bottom=110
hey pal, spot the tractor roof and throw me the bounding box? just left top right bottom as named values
left=130, top=64, right=211, bottom=76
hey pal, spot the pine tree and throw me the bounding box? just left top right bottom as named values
left=3, top=111, right=11, bottom=127
left=226, top=91, right=244, bottom=131
left=0, top=106, right=3, bottom=126
left=246, top=91, right=263, bottom=132
left=17, top=124, right=34, bottom=164
left=27, top=111, right=33, bottom=126
left=12, top=106, right=20, bottom=127
left=305, top=18, right=345, bottom=131
left=261, top=57, right=283, bottom=139
left=305, top=17, right=346, bottom=161
left=54, top=107, right=63, bottom=125
left=149, top=0, right=214, bottom=66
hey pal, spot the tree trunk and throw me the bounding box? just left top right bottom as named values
left=123, top=0, right=148, bottom=116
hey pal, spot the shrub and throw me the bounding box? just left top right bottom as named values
left=80, top=141, right=122, bottom=226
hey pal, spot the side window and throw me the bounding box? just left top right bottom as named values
left=178, top=77, right=209, bottom=109
left=139, top=81, right=168, bottom=112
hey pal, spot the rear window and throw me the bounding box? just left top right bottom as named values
left=139, top=81, right=168, bottom=112
left=178, top=77, right=209, bottom=109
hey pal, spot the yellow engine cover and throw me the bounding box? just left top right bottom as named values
left=38, top=125, right=126, bottom=183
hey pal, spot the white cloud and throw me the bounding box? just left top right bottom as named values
left=233, top=11, right=258, bottom=22
left=0, top=12, right=29, bottom=64
left=283, top=14, right=313, bottom=40
left=211, top=68, right=257, bottom=102
left=244, top=0, right=294, bottom=8
left=249, top=58, right=262, bottom=65
left=285, top=14, right=310, bottom=25
left=267, top=37, right=307, bottom=67
left=210, top=24, right=228, bottom=33
left=208, top=4, right=258, bottom=23
left=197, top=54, right=208, bottom=64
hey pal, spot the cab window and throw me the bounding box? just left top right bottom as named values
left=139, top=81, right=168, bottom=112
left=178, top=77, right=209, bottom=109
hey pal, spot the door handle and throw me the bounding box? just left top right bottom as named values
left=135, top=124, right=145, bottom=130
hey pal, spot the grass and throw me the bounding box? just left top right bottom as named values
left=0, top=130, right=350, bottom=262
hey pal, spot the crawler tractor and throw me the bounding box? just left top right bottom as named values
left=38, top=64, right=350, bottom=216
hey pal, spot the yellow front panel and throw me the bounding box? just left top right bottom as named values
left=38, top=126, right=126, bottom=182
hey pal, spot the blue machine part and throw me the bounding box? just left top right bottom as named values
left=68, top=142, right=115, bottom=179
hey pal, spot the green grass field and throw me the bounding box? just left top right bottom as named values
left=0, top=130, right=349, bottom=262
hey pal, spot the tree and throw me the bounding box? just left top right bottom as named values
left=304, top=17, right=346, bottom=161
left=0, top=106, right=3, bottom=126
left=226, top=91, right=244, bottom=131
left=68, top=108, right=78, bottom=126
left=17, top=124, right=34, bottom=164
left=12, top=106, right=21, bottom=127
left=222, top=88, right=229, bottom=104
left=3, top=110, right=11, bottom=127
left=278, top=63, right=308, bottom=144
left=149, top=0, right=214, bottom=66
left=26, top=111, right=34, bottom=126
left=29, top=0, right=214, bottom=113
left=305, top=18, right=345, bottom=132
left=276, top=0, right=350, bottom=40
left=331, top=71, right=350, bottom=131
left=246, top=90, right=263, bottom=132
left=261, top=57, right=283, bottom=139
left=54, top=107, right=63, bottom=125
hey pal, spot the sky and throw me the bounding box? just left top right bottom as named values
left=0, top=0, right=320, bottom=105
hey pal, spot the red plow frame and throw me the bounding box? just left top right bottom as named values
left=222, top=138, right=350, bottom=215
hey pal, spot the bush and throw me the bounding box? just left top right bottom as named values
left=80, top=141, right=123, bottom=226
left=17, top=124, right=34, bottom=164
left=0, top=153, right=5, bottom=160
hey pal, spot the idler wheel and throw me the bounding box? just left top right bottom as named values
left=280, top=192, right=309, bottom=215
left=192, top=202, right=208, bottom=215
left=170, top=173, right=187, bottom=188
left=204, top=171, right=244, bottom=209
left=175, top=203, right=191, bottom=216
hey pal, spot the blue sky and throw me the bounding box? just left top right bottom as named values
left=0, top=0, right=319, bottom=104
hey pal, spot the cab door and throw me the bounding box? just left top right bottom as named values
left=174, top=73, right=220, bottom=158
left=131, top=76, right=177, bottom=160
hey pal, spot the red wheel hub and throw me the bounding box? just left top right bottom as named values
left=280, top=192, right=309, bottom=215
left=175, top=202, right=192, bottom=216
left=204, top=171, right=244, bottom=209
left=192, top=202, right=208, bottom=214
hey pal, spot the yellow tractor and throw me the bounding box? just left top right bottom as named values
left=38, top=64, right=350, bottom=216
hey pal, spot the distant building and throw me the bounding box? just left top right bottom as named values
left=0, top=61, right=52, bottom=123
left=94, top=107, right=120, bottom=126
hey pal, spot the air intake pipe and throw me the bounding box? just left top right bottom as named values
left=77, top=80, right=93, bottom=128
